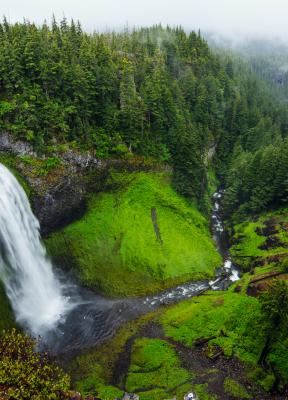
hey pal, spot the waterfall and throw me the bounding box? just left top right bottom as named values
left=0, top=163, right=240, bottom=352
left=0, top=163, right=71, bottom=337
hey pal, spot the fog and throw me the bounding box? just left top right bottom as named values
left=2, top=0, right=288, bottom=41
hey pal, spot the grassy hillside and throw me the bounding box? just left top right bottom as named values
left=46, top=171, right=221, bottom=297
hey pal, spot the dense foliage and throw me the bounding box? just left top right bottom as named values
left=223, top=138, right=288, bottom=220
left=0, top=329, right=71, bottom=399
left=218, top=57, right=288, bottom=220
left=0, top=18, right=281, bottom=205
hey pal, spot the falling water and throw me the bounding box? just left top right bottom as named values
left=0, top=163, right=72, bottom=336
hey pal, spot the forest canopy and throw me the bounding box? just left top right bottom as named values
left=1, top=18, right=288, bottom=214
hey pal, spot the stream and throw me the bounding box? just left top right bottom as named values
left=0, top=164, right=239, bottom=354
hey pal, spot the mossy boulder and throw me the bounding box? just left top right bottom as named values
left=46, top=172, right=221, bottom=296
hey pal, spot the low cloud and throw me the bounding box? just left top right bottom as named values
left=2, top=0, right=288, bottom=40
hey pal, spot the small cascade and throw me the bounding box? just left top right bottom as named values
left=210, top=190, right=240, bottom=289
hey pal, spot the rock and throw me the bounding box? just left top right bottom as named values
left=184, top=392, right=199, bottom=400
left=32, top=174, right=87, bottom=235
left=122, top=394, right=139, bottom=400
left=0, top=131, right=170, bottom=235
left=0, top=131, right=36, bottom=157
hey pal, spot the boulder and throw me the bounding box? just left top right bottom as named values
left=122, top=394, right=140, bottom=400
left=184, top=392, right=199, bottom=400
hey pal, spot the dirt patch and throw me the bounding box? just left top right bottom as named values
left=111, top=334, right=139, bottom=389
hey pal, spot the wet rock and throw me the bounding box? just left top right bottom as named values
left=184, top=392, right=199, bottom=400
left=0, top=131, right=36, bottom=157
left=122, top=394, right=139, bottom=400
left=32, top=174, right=87, bottom=236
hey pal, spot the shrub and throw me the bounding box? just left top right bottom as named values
left=0, top=329, right=71, bottom=399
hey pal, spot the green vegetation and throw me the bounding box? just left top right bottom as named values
left=19, top=154, right=62, bottom=176
left=69, top=286, right=282, bottom=399
left=159, top=287, right=288, bottom=391
left=230, top=207, right=288, bottom=270
left=126, top=338, right=190, bottom=399
left=223, top=143, right=288, bottom=221
left=161, top=290, right=264, bottom=363
left=70, top=310, right=220, bottom=400
left=258, top=281, right=288, bottom=383
left=0, top=329, right=71, bottom=399
left=0, top=285, right=15, bottom=332
left=223, top=377, right=251, bottom=399
left=70, top=311, right=161, bottom=399
left=46, top=171, right=221, bottom=296
left=2, top=19, right=288, bottom=206
left=75, top=368, right=124, bottom=400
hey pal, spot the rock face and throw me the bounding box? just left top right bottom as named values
left=0, top=133, right=91, bottom=235
left=32, top=174, right=87, bottom=235
left=0, top=132, right=166, bottom=235
left=0, top=132, right=36, bottom=157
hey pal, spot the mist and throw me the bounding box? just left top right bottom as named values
left=2, top=0, right=288, bottom=41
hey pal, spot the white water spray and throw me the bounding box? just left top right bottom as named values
left=0, top=164, right=71, bottom=336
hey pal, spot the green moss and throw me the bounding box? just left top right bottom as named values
left=268, top=337, right=288, bottom=382
left=193, top=383, right=219, bottom=400
left=0, top=285, right=15, bottom=332
left=246, top=367, right=275, bottom=392
left=135, top=388, right=168, bottom=400
left=75, top=366, right=123, bottom=400
left=126, top=338, right=191, bottom=395
left=160, top=291, right=264, bottom=363
left=19, top=154, right=61, bottom=176
left=47, top=172, right=221, bottom=296
left=230, top=208, right=288, bottom=271
left=223, top=377, right=251, bottom=399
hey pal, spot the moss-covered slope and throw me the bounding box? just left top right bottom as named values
left=46, top=171, right=221, bottom=297
left=230, top=207, right=288, bottom=271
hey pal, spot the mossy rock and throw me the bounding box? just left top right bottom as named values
left=46, top=171, right=221, bottom=296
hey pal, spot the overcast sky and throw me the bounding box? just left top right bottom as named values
left=2, top=0, right=288, bottom=40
